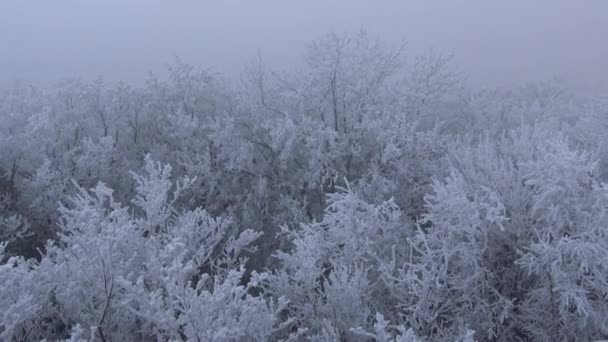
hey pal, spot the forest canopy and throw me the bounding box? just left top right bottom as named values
left=1, top=31, right=607, bottom=341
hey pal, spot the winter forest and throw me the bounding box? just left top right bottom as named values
left=1, top=30, right=608, bottom=341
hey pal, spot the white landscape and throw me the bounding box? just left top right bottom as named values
left=1, top=2, right=608, bottom=341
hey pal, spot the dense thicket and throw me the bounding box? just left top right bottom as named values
left=1, top=31, right=607, bottom=341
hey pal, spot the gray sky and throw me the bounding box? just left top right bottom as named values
left=1, top=1, right=607, bottom=92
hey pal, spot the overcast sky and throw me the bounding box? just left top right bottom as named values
left=1, top=1, right=607, bottom=92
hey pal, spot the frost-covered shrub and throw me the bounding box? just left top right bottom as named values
left=258, top=185, right=415, bottom=340
left=0, top=156, right=282, bottom=341
left=393, top=126, right=608, bottom=341
left=514, top=134, right=608, bottom=341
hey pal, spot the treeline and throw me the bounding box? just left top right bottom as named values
left=1, top=31, right=607, bottom=341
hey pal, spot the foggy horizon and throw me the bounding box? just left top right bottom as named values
left=2, top=1, right=608, bottom=93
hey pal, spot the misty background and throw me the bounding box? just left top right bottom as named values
left=1, top=1, right=607, bottom=93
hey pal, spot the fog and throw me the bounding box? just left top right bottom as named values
left=1, top=1, right=608, bottom=92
